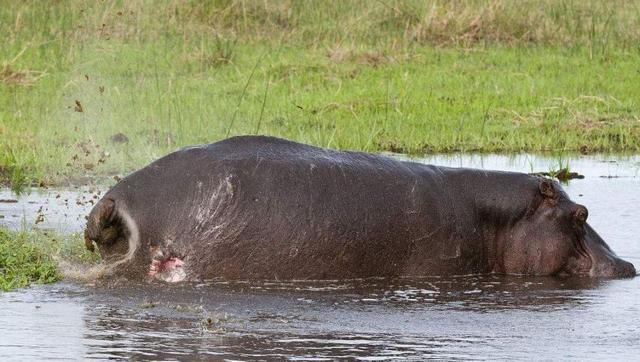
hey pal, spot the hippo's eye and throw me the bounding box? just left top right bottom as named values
left=573, top=206, right=588, bottom=228
left=574, top=207, right=589, bottom=224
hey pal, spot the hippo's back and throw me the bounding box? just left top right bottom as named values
left=183, top=135, right=415, bottom=174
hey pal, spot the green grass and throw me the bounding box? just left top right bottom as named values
left=1, top=1, right=640, bottom=189
left=0, top=228, right=59, bottom=291
left=0, top=227, right=99, bottom=291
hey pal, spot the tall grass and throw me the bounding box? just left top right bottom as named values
left=5, top=1, right=638, bottom=47
left=1, top=1, right=640, bottom=187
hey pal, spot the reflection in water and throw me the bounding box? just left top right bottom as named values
left=2, top=275, right=637, bottom=360
left=0, top=153, right=639, bottom=360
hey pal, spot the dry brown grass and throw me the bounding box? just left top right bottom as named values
left=0, top=47, right=45, bottom=86
left=326, top=46, right=396, bottom=67
left=506, top=96, right=640, bottom=134
left=5, top=1, right=638, bottom=48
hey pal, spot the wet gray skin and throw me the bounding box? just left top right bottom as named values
left=83, top=136, right=636, bottom=281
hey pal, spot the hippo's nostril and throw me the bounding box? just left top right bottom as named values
left=623, top=261, right=636, bottom=278
left=591, top=258, right=637, bottom=278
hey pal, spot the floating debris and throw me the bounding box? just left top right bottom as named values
left=74, top=100, right=83, bottom=113
left=530, top=168, right=585, bottom=182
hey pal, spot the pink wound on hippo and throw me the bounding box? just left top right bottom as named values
left=149, top=257, right=186, bottom=283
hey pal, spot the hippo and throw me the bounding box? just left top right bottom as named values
left=84, top=136, right=636, bottom=282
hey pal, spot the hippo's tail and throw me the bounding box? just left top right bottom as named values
left=84, top=197, right=140, bottom=270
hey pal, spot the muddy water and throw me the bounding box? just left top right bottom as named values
left=1, top=154, right=639, bottom=360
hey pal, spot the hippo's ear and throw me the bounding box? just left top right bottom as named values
left=85, top=197, right=116, bottom=252
left=539, top=179, right=556, bottom=198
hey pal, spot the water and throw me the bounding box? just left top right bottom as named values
left=0, top=186, right=101, bottom=233
left=1, top=154, right=639, bottom=360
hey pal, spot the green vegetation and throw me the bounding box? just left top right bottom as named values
left=0, top=228, right=59, bottom=291
left=0, top=227, right=99, bottom=291
left=530, top=156, right=584, bottom=182
left=2, top=1, right=640, bottom=189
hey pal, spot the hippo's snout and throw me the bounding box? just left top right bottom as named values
left=590, top=258, right=636, bottom=278
left=581, top=225, right=635, bottom=279
left=616, top=260, right=636, bottom=278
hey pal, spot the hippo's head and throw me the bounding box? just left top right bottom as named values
left=502, top=179, right=635, bottom=278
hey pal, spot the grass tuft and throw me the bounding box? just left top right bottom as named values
left=0, top=228, right=100, bottom=291
left=1, top=47, right=46, bottom=86
left=0, top=228, right=59, bottom=291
